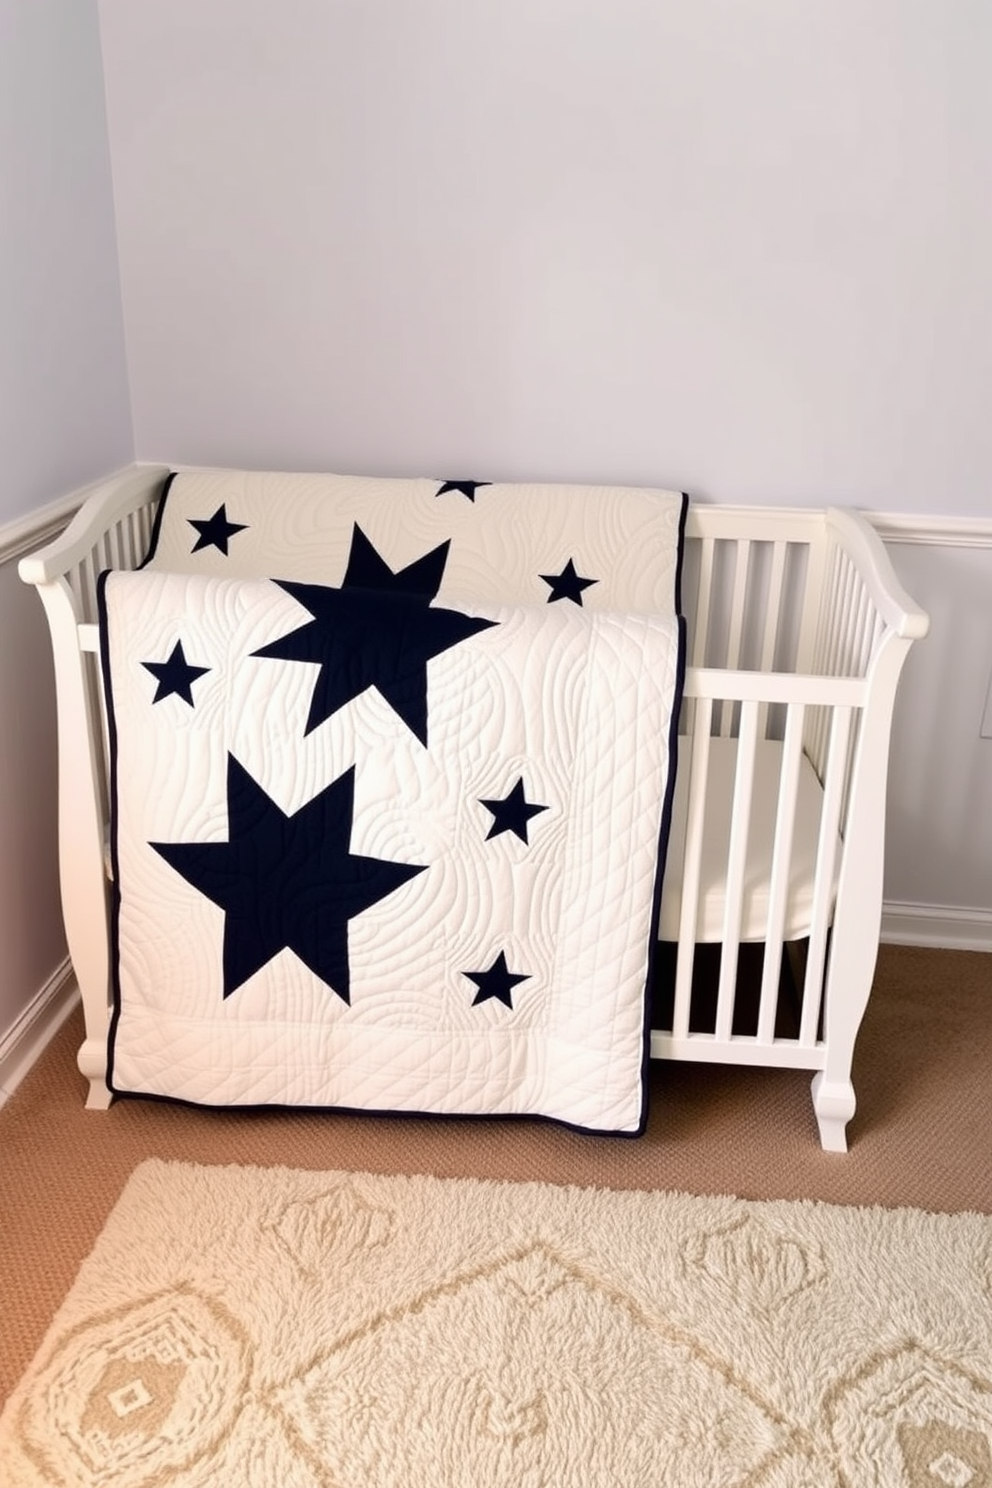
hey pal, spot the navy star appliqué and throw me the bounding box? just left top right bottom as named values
left=464, top=951, right=530, bottom=1010
left=141, top=640, right=210, bottom=706
left=252, top=525, right=497, bottom=743
left=151, top=757, right=426, bottom=1002
left=435, top=480, right=492, bottom=503
left=540, top=558, right=598, bottom=606
left=188, top=504, right=248, bottom=556
left=479, top=778, right=549, bottom=844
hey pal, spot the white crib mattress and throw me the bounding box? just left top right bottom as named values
left=658, top=737, right=841, bottom=944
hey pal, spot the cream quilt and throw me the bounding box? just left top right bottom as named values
left=99, top=473, right=686, bottom=1133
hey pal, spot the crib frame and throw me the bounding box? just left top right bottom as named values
left=20, top=466, right=928, bottom=1149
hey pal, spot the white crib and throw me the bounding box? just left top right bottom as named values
left=20, top=466, right=928, bottom=1149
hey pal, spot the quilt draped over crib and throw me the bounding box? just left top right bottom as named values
left=99, top=474, right=687, bottom=1134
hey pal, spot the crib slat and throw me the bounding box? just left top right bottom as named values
left=715, top=698, right=760, bottom=1041
left=125, top=510, right=143, bottom=567
left=110, top=521, right=127, bottom=572
left=800, top=705, right=854, bottom=1046
left=809, top=549, right=838, bottom=772
left=855, top=589, right=879, bottom=678
left=692, top=537, right=715, bottom=667
left=867, top=611, right=884, bottom=674
left=809, top=543, right=833, bottom=679
left=136, top=503, right=153, bottom=560
left=719, top=540, right=751, bottom=737
left=757, top=541, right=789, bottom=737
left=725, top=539, right=751, bottom=670
left=846, top=582, right=870, bottom=678
left=760, top=542, right=788, bottom=672
left=138, top=504, right=152, bottom=561
left=832, top=557, right=858, bottom=678
left=671, top=698, right=714, bottom=1039
left=808, top=543, right=844, bottom=773
left=756, top=703, right=806, bottom=1044
left=684, top=536, right=715, bottom=738
left=79, top=552, right=98, bottom=625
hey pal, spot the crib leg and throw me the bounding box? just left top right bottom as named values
left=68, top=915, right=113, bottom=1108
left=70, top=951, right=113, bottom=1108
left=77, top=1036, right=112, bottom=1108
left=810, top=1072, right=856, bottom=1153
left=78, top=1019, right=112, bottom=1108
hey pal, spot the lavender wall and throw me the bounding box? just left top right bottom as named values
left=0, top=0, right=132, bottom=1056
left=98, top=0, right=990, bottom=516
left=0, top=0, right=132, bottom=522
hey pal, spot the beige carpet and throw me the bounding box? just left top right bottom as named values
left=3, top=1160, right=992, bottom=1487
left=2, top=944, right=992, bottom=1414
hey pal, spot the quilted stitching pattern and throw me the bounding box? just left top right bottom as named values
left=143, top=470, right=685, bottom=616
left=102, top=571, right=683, bottom=1134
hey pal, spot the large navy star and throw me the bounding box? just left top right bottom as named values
left=141, top=640, right=210, bottom=706
left=252, top=525, right=497, bottom=743
left=188, top=504, right=248, bottom=556
left=479, top=778, right=549, bottom=844
left=435, top=480, right=492, bottom=503
left=464, top=951, right=530, bottom=1010
left=540, top=558, right=598, bottom=606
left=151, top=757, right=426, bottom=1002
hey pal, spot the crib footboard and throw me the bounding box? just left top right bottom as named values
left=654, top=505, right=928, bottom=1150
left=18, top=466, right=171, bottom=1106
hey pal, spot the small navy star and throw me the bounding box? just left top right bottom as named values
left=464, top=951, right=530, bottom=1010
left=141, top=640, right=210, bottom=706
left=540, top=558, right=599, bottom=606
left=479, top=778, right=549, bottom=844
left=188, top=504, right=248, bottom=556
left=151, top=757, right=426, bottom=1002
left=252, top=525, right=496, bottom=743
left=435, top=480, right=492, bottom=503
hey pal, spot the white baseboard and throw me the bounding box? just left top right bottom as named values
left=881, top=902, right=992, bottom=953
left=868, top=511, right=992, bottom=548
left=0, top=960, right=79, bottom=1105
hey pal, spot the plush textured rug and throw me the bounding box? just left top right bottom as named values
left=2, top=1162, right=992, bottom=1487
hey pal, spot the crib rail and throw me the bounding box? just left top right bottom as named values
left=19, top=466, right=168, bottom=588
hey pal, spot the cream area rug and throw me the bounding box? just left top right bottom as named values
left=3, top=1163, right=992, bottom=1487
